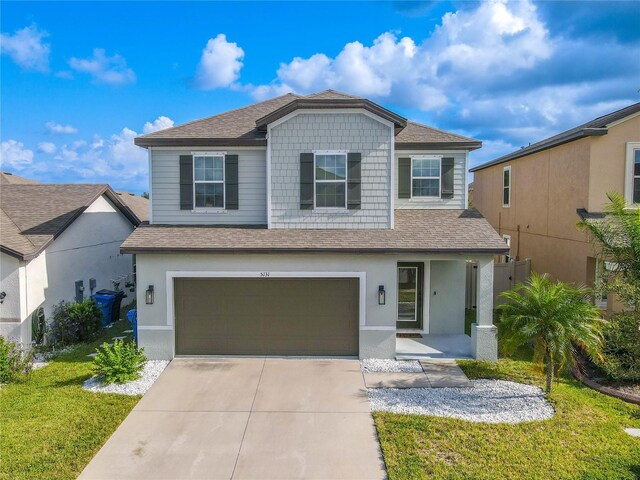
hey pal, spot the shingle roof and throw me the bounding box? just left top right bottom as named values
left=135, top=90, right=480, bottom=150
left=121, top=209, right=508, bottom=255
left=1, top=184, right=140, bottom=260
left=471, top=102, right=640, bottom=172
left=0, top=171, right=41, bottom=185
left=116, top=191, right=150, bottom=222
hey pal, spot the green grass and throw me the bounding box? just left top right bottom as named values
left=374, top=352, right=640, bottom=480
left=0, top=321, right=140, bottom=480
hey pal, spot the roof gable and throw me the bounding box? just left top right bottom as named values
left=135, top=90, right=479, bottom=149
left=0, top=184, right=140, bottom=260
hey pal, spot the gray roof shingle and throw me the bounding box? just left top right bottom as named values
left=121, top=209, right=507, bottom=255
left=1, top=184, right=140, bottom=260
left=135, top=90, right=480, bottom=150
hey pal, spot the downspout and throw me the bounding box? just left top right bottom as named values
left=516, top=224, right=521, bottom=261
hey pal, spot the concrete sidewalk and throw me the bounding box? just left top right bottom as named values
left=79, top=358, right=387, bottom=480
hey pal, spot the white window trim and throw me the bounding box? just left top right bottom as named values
left=503, top=165, right=511, bottom=208
left=313, top=151, right=348, bottom=211
left=410, top=155, right=442, bottom=199
left=624, top=142, right=640, bottom=205
left=503, top=234, right=511, bottom=248
left=192, top=152, right=226, bottom=211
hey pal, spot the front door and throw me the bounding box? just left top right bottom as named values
left=397, top=263, right=423, bottom=329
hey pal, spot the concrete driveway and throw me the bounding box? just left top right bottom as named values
left=79, top=358, right=387, bottom=480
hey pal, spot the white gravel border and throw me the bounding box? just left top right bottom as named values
left=360, top=359, right=423, bottom=373
left=369, top=379, right=555, bottom=424
left=83, top=360, right=169, bottom=396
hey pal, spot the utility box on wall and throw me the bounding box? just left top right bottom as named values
left=75, top=280, right=84, bottom=303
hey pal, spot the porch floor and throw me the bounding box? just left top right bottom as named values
left=396, top=334, right=473, bottom=360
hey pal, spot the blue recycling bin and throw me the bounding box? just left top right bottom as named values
left=92, top=293, right=116, bottom=326
left=127, top=308, right=138, bottom=344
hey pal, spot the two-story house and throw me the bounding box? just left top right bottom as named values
left=471, top=102, right=640, bottom=311
left=122, top=90, right=507, bottom=361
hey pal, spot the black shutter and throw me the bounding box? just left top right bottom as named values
left=300, top=153, right=314, bottom=210
left=225, top=154, right=239, bottom=210
left=179, top=155, right=193, bottom=210
left=441, top=157, right=454, bottom=199
left=347, top=152, right=361, bottom=210
left=398, top=157, right=411, bottom=199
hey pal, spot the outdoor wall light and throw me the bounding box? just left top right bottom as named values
left=378, top=285, right=386, bottom=305
left=0, top=292, right=5, bottom=304
left=145, top=285, right=154, bottom=305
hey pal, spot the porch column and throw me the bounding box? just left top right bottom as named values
left=471, top=256, right=498, bottom=361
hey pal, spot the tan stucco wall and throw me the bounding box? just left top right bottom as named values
left=473, top=137, right=593, bottom=284
left=474, top=114, right=640, bottom=287
left=588, top=114, right=640, bottom=212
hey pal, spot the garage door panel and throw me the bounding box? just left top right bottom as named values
left=175, top=278, right=358, bottom=356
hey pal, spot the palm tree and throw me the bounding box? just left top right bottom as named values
left=498, top=273, right=605, bottom=393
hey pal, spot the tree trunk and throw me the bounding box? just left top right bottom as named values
left=545, top=350, right=553, bottom=393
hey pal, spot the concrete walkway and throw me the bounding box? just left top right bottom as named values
left=364, top=359, right=471, bottom=389
left=79, top=358, right=386, bottom=480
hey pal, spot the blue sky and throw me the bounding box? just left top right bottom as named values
left=1, top=1, right=639, bottom=193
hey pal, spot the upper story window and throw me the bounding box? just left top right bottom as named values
left=315, top=153, right=347, bottom=209
left=412, top=157, right=441, bottom=198
left=625, top=142, right=640, bottom=205
left=194, top=154, right=224, bottom=208
left=634, top=148, right=640, bottom=203
left=503, top=166, right=511, bottom=207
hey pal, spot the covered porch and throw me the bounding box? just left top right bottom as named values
left=392, top=256, right=497, bottom=361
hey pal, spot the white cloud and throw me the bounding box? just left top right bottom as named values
left=45, top=121, right=78, bottom=134
left=194, top=34, right=244, bottom=89
left=13, top=116, right=173, bottom=190
left=0, top=24, right=50, bottom=72
left=37, top=142, right=57, bottom=154
left=69, top=48, right=136, bottom=85
left=1, top=140, right=34, bottom=169
left=143, top=116, right=174, bottom=133
left=251, top=0, right=551, bottom=112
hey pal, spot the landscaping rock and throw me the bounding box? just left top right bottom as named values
left=368, top=379, right=555, bottom=424
left=83, top=360, right=169, bottom=396
left=360, top=359, right=423, bottom=373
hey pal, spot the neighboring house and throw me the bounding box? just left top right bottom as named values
left=471, top=102, right=640, bottom=311
left=0, top=177, right=146, bottom=344
left=122, top=90, right=507, bottom=361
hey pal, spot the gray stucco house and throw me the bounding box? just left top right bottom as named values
left=122, top=90, right=507, bottom=361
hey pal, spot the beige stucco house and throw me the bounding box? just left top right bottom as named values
left=471, top=102, right=640, bottom=310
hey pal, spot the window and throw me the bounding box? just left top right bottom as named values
left=412, top=157, right=441, bottom=198
left=194, top=154, right=224, bottom=208
left=315, top=153, right=347, bottom=208
left=624, top=142, right=640, bottom=205
left=503, top=234, right=511, bottom=249
left=634, top=148, right=640, bottom=204
left=503, top=166, right=511, bottom=207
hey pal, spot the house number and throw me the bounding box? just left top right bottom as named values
left=260, top=272, right=270, bottom=277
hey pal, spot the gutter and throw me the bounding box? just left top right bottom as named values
left=121, top=246, right=510, bottom=255
left=470, top=127, right=608, bottom=172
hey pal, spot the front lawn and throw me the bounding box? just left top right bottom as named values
left=374, top=353, right=640, bottom=480
left=0, top=321, right=140, bottom=480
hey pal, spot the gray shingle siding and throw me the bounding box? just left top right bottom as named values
left=150, top=149, right=267, bottom=225
left=269, top=113, right=392, bottom=229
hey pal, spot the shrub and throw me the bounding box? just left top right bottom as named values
left=594, top=312, right=640, bottom=382
left=31, top=307, right=46, bottom=345
left=93, top=340, right=146, bottom=384
left=49, top=300, right=103, bottom=347
left=0, top=336, right=34, bottom=383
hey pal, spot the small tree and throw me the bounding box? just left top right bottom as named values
left=578, top=192, right=640, bottom=310
left=498, top=273, right=604, bottom=393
